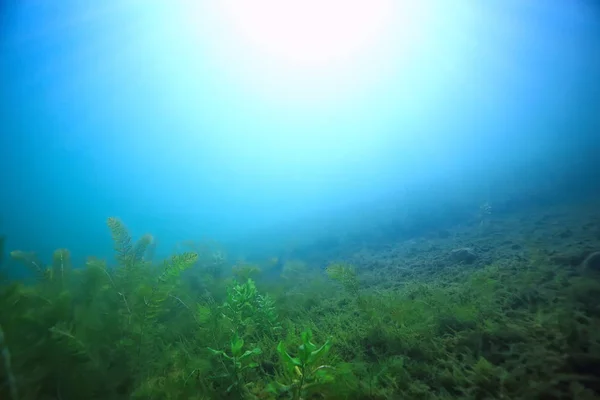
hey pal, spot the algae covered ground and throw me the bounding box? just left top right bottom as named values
left=1, top=202, right=600, bottom=400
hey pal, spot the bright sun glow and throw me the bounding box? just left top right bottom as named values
left=182, top=0, right=427, bottom=106
left=218, top=0, right=394, bottom=68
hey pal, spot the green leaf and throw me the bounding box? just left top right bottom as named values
left=298, top=343, right=311, bottom=364
left=231, top=333, right=244, bottom=356
left=207, top=347, right=224, bottom=356
left=161, top=252, right=198, bottom=280
left=277, top=341, right=302, bottom=372
left=132, top=234, right=154, bottom=263
left=207, top=347, right=232, bottom=361
left=308, top=338, right=332, bottom=365
left=197, top=304, right=212, bottom=323
left=239, top=347, right=262, bottom=360
left=301, top=329, right=313, bottom=346
left=267, top=381, right=290, bottom=394
left=107, top=217, right=133, bottom=266
left=52, top=248, right=72, bottom=288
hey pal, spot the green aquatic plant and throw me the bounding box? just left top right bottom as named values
left=222, top=278, right=282, bottom=340
left=48, top=321, right=100, bottom=368
left=10, top=250, right=49, bottom=281
left=2, top=222, right=249, bottom=398
left=127, top=252, right=198, bottom=379
left=222, top=278, right=260, bottom=334
left=232, top=263, right=262, bottom=281
left=107, top=216, right=154, bottom=269
left=325, top=262, right=359, bottom=297
left=9, top=248, right=73, bottom=299
left=51, top=248, right=72, bottom=292
left=207, top=332, right=262, bottom=395
left=270, top=329, right=335, bottom=400
left=63, top=218, right=200, bottom=388
left=2, top=214, right=600, bottom=399
left=256, top=290, right=282, bottom=337
left=104, top=216, right=197, bottom=323
left=106, top=217, right=155, bottom=291
left=0, top=324, right=17, bottom=400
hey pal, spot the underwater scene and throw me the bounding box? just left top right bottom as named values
left=2, top=1, right=600, bottom=399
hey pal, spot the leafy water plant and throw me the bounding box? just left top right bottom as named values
left=325, top=262, right=359, bottom=297
left=207, top=332, right=262, bottom=395
left=0, top=324, right=17, bottom=400
left=269, top=329, right=335, bottom=400
left=2, top=214, right=600, bottom=399
left=232, top=263, right=262, bottom=281
left=222, top=278, right=282, bottom=340
left=10, top=248, right=72, bottom=296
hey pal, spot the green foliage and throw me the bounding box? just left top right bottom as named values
left=2, top=217, right=600, bottom=399
left=0, top=323, right=17, bottom=400
left=325, top=262, right=359, bottom=297
left=105, top=219, right=199, bottom=380
left=10, top=249, right=74, bottom=303
left=270, top=329, right=335, bottom=399
left=0, top=218, right=203, bottom=399
left=256, top=291, right=281, bottom=336
left=107, top=217, right=155, bottom=293
left=10, top=250, right=49, bottom=282
left=222, top=278, right=282, bottom=340
left=51, top=248, right=72, bottom=291
left=107, top=216, right=154, bottom=270
left=208, top=332, right=262, bottom=394
left=232, top=263, right=262, bottom=281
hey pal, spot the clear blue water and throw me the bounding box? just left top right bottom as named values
left=1, top=0, right=599, bottom=267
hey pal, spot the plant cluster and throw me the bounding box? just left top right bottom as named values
left=269, top=329, right=334, bottom=400
left=221, top=278, right=282, bottom=341
left=207, top=332, right=262, bottom=396
left=325, top=262, right=359, bottom=297
left=1, top=219, right=599, bottom=399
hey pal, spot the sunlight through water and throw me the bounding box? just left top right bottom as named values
left=182, top=0, right=428, bottom=107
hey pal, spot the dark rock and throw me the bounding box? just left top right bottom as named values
left=450, top=248, right=477, bottom=264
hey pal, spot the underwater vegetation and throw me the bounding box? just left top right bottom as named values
left=1, top=217, right=600, bottom=399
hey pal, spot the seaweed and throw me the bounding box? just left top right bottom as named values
left=269, top=329, right=335, bottom=400
left=0, top=218, right=599, bottom=399
left=208, top=332, right=262, bottom=395
left=0, top=324, right=17, bottom=400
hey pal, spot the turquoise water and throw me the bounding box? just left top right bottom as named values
left=1, top=2, right=600, bottom=399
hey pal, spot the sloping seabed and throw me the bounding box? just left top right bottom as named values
left=1, top=202, right=600, bottom=400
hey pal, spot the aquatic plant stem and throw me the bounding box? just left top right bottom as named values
left=0, top=324, right=18, bottom=400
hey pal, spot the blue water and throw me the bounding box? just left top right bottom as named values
left=1, top=1, right=599, bottom=270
